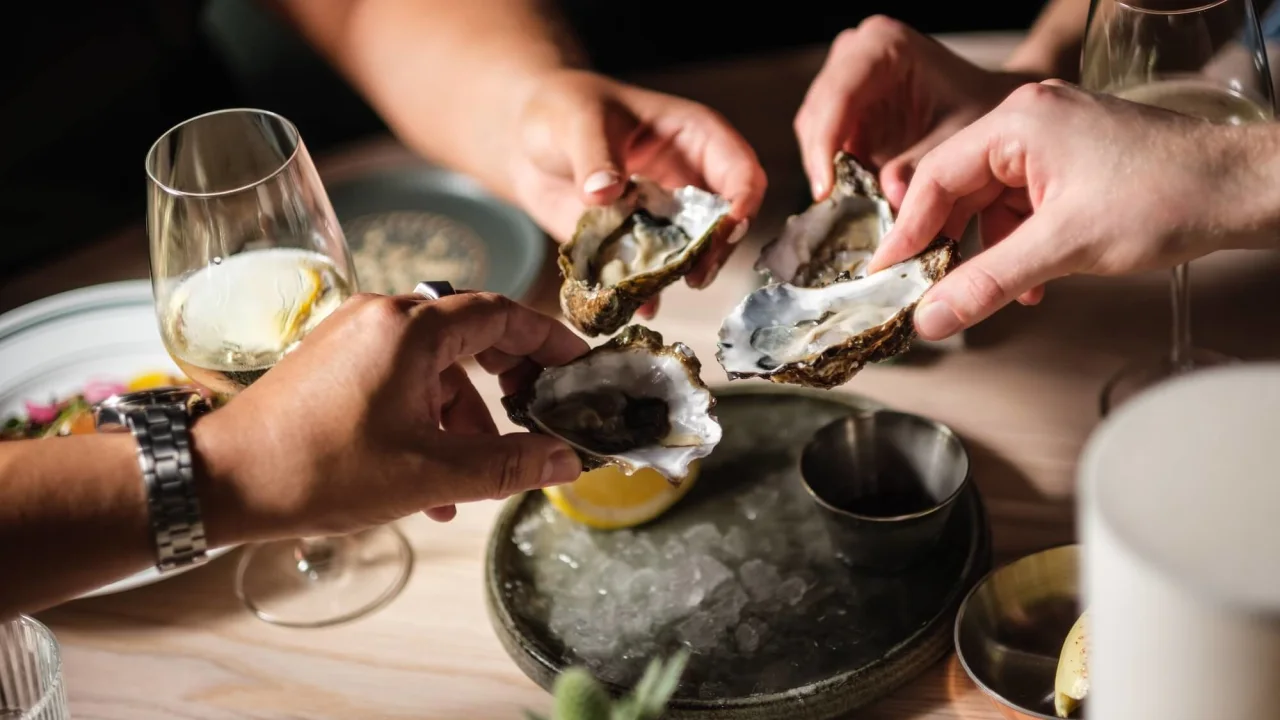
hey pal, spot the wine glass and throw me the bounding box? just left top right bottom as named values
left=145, top=108, right=413, bottom=627
left=1081, top=0, right=1275, bottom=415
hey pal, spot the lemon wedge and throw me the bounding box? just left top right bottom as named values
left=127, top=372, right=174, bottom=391
left=543, top=462, right=700, bottom=530
left=1054, top=610, right=1089, bottom=718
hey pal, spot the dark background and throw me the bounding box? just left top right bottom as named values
left=0, top=0, right=1048, bottom=280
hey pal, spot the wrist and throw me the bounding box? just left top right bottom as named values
left=190, top=410, right=254, bottom=548
left=1234, top=123, right=1280, bottom=251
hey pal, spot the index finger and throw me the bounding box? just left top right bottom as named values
left=409, top=292, right=589, bottom=375
left=696, top=113, right=768, bottom=225
left=864, top=107, right=1022, bottom=274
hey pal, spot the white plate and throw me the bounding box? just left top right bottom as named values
left=0, top=280, right=234, bottom=599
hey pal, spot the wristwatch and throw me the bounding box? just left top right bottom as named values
left=95, top=387, right=213, bottom=573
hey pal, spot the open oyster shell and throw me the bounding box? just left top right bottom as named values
left=756, top=152, right=893, bottom=287
left=717, top=237, right=958, bottom=389
left=502, top=325, right=722, bottom=483
left=559, top=178, right=734, bottom=337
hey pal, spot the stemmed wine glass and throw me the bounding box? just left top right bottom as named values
left=145, top=108, right=413, bottom=627
left=1081, top=0, right=1275, bottom=415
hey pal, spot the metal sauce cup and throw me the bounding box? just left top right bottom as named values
left=799, top=409, right=971, bottom=572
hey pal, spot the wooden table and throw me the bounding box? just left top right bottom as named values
left=11, top=32, right=1280, bottom=720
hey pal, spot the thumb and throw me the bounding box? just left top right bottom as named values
left=430, top=433, right=583, bottom=503
left=911, top=212, right=1072, bottom=340
left=571, top=103, right=634, bottom=204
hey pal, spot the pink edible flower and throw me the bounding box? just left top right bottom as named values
left=23, top=401, right=59, bottom=425
left=83, top=380, right=127, bottom=405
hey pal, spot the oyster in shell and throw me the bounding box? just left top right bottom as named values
left=717, top=237, right=958, bottom=389
left=502, top=325, right=721, bottom=482
left=559, top=178, right=734, bottom=337
left=757, top=152, right=893, bottom=287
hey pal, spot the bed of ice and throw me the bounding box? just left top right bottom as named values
left=500, top=395, right=969, bottom=698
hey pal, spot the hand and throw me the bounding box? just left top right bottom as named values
left=195, top=292, right=588, bottom=542
left=511, top=69, right=767, bottom=315
left=865, top=81, right=1280, bottom=341
left=795, top=15, right=1036, bottom=211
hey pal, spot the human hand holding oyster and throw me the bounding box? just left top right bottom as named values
left=514, top=68, right=765, bottom=322
left=865, top=81, right=1280, bottom=342
left=794, top=15, right=1037, bottom=211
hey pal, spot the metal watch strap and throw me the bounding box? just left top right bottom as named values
left=126, top=404, right=209, bottom=572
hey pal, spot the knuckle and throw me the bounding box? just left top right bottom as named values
left=1007, top=82, right=1060, bottom=111
left=957, top=265, right=1012, bottom=321
left=496, top=447, right=534, bottom=498
left=832, top=27, right=863, bottom=54
left=792, top=108, right=809, bottom=137
left=858, top=15, right=910, bottom=48
left=353, top=294, right=407, bottom=333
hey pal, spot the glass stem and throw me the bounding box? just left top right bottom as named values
left=1170, top=263, right=1192, bottom=370
left=293, top=536, right=342, bottom=580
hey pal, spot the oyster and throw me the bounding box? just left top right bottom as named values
left=502, top=325, right=721, bottom=482
left=756, top=152, right=893, bottom=287
left=717, top=237, right=958, bottom=389
left=559, top=178, right=734, bottom=337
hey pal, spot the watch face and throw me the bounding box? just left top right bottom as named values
left=94, top=386, right=205, bottom=430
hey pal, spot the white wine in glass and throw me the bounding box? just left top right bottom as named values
left=146, top=108, right=412, bottom=628
left=161, top=247, right=353, bottom=394
left=1082, top=0, right=1275, bottom=415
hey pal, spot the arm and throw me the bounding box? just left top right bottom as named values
left=1004, top=0, right=1091, bottom=80
left=0, top=292, right=588, bottom=621
left=272, top=0, right=585, bottom=205
left=0, top=425, right=242, bottom=620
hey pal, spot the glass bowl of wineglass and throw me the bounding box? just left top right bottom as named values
left=1081, top=0, right=1275, bottom=415
left=145, top=108, right=412, bottom=628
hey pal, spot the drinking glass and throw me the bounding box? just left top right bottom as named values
left=1082, top=0, right=1274, bottom=415
left=146, top=108, right=412, bottom=627
left=0, top=616, right=69, bottom=720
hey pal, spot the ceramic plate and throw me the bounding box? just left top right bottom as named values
left=327, top=164, right=547, bottom=301
left=0, top=281, right=234, bottom=599
left=486, top=385, right=992, bottom=719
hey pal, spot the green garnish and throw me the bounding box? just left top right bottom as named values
left=526, top=651, right=690, bottom=720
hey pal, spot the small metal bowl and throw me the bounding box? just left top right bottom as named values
left=954, top=544, right=1082, bottom=720
left=799, top=409, right=971, bottom=572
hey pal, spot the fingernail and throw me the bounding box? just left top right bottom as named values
left=583, top=170, right=621, bottom=195
left=542, top=449, right=582, bottom=487
left=811, top=180, right=826, bottom=199
left=727, top=219, right=750, bottom=245
left=914, top=301, right=962, bottom=340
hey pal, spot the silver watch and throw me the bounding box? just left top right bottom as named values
left=95, top=387, right=213, bottom=573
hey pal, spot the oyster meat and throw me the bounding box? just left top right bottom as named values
left=717, top=237, right=958, bottom=389
left=503, top=325, right=721, bottom=482
left=559, top=178, right=734, bottom=337
left=756, top=152, right=893, bottom=287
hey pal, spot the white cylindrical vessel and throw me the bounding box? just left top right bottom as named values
left=1080, top=363, right=1280, bottom=720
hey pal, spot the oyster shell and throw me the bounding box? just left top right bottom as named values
left=502, top=325, right=721, bottom=483
left=756, top=152, right=893, bottom=287
left=717, top=237, right=958, bottom=389
left=559, top=178, right=734, bottom=337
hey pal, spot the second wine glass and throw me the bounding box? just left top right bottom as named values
left=145, top=107, right=413, bottom=628
left=1081, top=0, right=1275, bottom=415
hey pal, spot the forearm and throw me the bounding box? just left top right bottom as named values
left=275, top=0, right=585, bottom=202
left=0, top=434, right=154, bottom=618
left=0, top=424, right=243, bottom=619
left=1004, top=0, right=1089, bottom=80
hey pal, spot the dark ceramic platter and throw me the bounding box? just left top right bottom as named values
left=327, top=164, right=547, bottom=301
left=486, top=384, right=992, bottom=719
